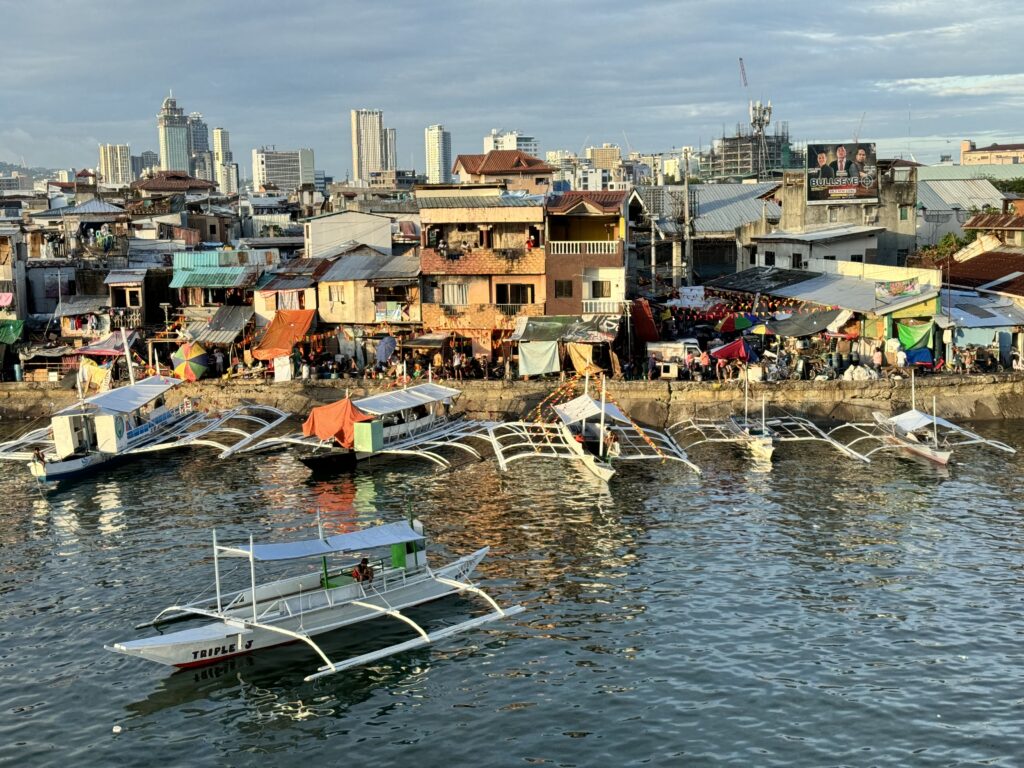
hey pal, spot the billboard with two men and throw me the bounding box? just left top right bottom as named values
left=806, top=142, right=878, bottom=204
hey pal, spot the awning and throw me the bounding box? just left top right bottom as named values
left=104, top=269, right=147, bottom=286
left=227, top=521, right=425, bottom=562
left=57, top=375, right=181, bottom=415
left=0, top=319, right=24, bottom=345
left=406, top=332, right=463, bottom=349
left=710, top=338, right=757, bottom=361
left=552, top=394, right=630, bottom=426
left=251, top=309, right=315, bottom=360
left=302, top=398, right=375, bottom=449
left=54, top=295, right=108, bottom=318
left=367, top=277, right=418, bottom=287
left=76, top=330, right=139, bottom=356
left=766, top=308, right=843, bottom=338
left=511, top=315, right=577, bottom=342
left=169, top=266, right=260, bottom=289
left=354, top=383, right=461, bottom=416
left=185, top=305, right=254, bottom=345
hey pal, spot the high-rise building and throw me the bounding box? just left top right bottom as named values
left=187, top=112, right=211, bottom=178
left=351, top=109, right=385, bottom=183
left=484, top=129, right=539, bottom=156
left=586, top=143, right=622, bottom=171
left=383, top=127, right=397, bottom=172
left=424, top=124, right=452, bottom=184
left=251, top=146, right=314, bottom=192
left=98, top=144, right=132, bottom=186
left=212, top=127, right=236, bottom=193
left=157, top=95, right=189, bottom=172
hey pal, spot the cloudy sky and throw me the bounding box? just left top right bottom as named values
left=3, top=0, right=1022, bottom=176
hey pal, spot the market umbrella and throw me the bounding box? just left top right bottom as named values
left=715, top=314, right=754, bottom=333
left=171, top=342, right=208, bottom=381
left=749, top=323, right=775, bottom=336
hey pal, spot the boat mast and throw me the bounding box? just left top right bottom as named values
left=598, top=375, right=607, bottom=458
left=911, top=368, right=916, bottom=411
left=932, top=396, right=938, bottom=447
left=249, top=535, right=257, bottom=623
left=213, top=529, right=223, bottom=611
left=121, top=327, right=136, bottom=385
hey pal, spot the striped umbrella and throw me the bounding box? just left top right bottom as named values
left=171, top=342, right=208, bottom=382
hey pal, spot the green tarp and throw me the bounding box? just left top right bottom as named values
left=0, top=320, right=24, bottom=345
left=896, top=321, right=933, bottom=350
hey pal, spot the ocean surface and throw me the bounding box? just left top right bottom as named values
left=1, top=420, right=1023, bottom=767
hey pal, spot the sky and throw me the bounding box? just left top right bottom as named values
left=2, top=0, right=1023, bottom=177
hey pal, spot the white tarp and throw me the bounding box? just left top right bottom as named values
left=274, top=355, right=292, bottom=382
left=355, top=383, right=461, bottom=415
left=59, top=375, right=182, bottom=415
left=552, top=394, right=631, bottom=426
left=518, top=341, right=561, bottom=377
left=229, top=521, right=424, bottom=562
left=885, top=409, right=976, bottom=437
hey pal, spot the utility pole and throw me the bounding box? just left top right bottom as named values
left=683, top=147, right=693, bottom=286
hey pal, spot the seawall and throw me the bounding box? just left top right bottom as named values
left=2, top=374, right=1021, bottom=428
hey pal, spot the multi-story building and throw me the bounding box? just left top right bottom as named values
left=484, top=129, right=539, bottom=156
left=98, top=144, right=132, bottom=186
left=586, top=143, right=621, bottom=171
left=251, top=147, right=314, bottom=192
left=133, top=150, right=159, bottom=179
left=452, top=150, right=555, bottom=196
left=157, top=95, right=189, bottom=172
left=187, top=112, right=210, bottom=179
left=212, top=128, right=237, bottom=194
left=701, top=122, right=803, bottom=180
left=351, top=109, right=385, bottom=183
left=425, top=124, right=452, bottom=184
left=383, top=127, right=397, bottom=172
left=960, top=139, right=1024, bottom=165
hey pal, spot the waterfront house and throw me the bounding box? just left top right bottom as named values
left=254, top=256, right=335, bottom=326
left=316, top=245, right=421, bottom=332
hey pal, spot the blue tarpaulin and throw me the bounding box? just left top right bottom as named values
left=375, top=335, right=396, bottom=363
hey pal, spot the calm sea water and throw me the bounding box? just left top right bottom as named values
left=1, top=420, right=1023, bottom=767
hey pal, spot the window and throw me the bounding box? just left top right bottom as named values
left=591, top=280, right=611, bottom=299
left=899, top=205, right=909, bottom=221
left=441, top=283, right=468, bottom=306
left=327, top=285, right=344, bottom=303
left=896, top=249, right=909, bottom=265
left=554, top=280, right=573, bottom=298
left=496, top=283, right=534, bottom=304
left=864, top=206, right=878, bottom=224
left=850, top=254, right=863, bottom=263
left=127, top=289, right=141, bottom=308
left=823, top=255, right=836, bottom=261
left=792, top=253, right=804, bottom=269
left=764, top=251, right=776, bottom=267
left=828, top=207, right=839, bottom=223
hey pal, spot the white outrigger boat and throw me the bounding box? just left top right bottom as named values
left=669, top=375, right=870, bottom=465
left=106, top=519, right=523, bottom=682
left=489, top=374, right=700, bottom=481
left=252, top=382, right=496, bottom=472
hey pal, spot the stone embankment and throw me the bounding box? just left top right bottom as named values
left=1, top=374, right=1021, bottom=427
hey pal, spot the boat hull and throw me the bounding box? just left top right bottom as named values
left=108, top=548, right=489, bottom=669
left=885, top=435, right=952, bottom=465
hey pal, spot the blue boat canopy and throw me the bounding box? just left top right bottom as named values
left=227, top=521, right=424, bottom=562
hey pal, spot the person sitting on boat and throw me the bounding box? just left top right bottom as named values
left=352, top=557, right=374, bottom=583
left=32, top=448, right=45, bottom=464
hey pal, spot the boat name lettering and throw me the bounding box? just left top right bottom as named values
left=191, top=640, right=252, bottom=660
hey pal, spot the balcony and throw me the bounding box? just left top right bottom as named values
left=546, top=240, right=623, bottom=258
left=582, top=299, right=629, bottom=315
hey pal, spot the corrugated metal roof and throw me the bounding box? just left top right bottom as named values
left=754, top=224, right=884, bottom=244
left=169, top=266, right=260, bottom=289
left=636, top=183, right=781, bottom=233
left=319, top=253, right=419, bottom=282
left=185, top=305, right=254, bottom=344
left=941, top=290, right=1024, bottom=328
left=918, top=165, right=1024, bottom=182
left=705, top=266, right=817, bottom=294
left=104, top=268, right=148, bottom=285
left=54, top=294, right=108, bottom=318
left=260, top=275, right=314, bottom=291
left=172, top=249, right=278, bottom=269
left=771, top=273, right=939, bottom=314
left=416, top=196, right=543, bottom=209
left=918, top=179, right=1004, bottom=212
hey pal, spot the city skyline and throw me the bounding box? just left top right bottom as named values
left=3, top=0, right=1024, bottom=176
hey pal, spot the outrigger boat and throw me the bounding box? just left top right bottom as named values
left=489, top=374, right=700, bottom=481
left=669, top=374, right=870, bottom=465
left=106, top=519, right=523, bottom=682
left=252, top=382, right=495, bottom=472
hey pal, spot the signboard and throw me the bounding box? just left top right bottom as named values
left=875, top=278, right=921, bottom=300
left=806, top=142, right=878, bottom=204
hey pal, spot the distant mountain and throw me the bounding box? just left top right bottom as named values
left=0, top=160, right=65, bottom=180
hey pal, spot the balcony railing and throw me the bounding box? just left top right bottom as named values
left=582, top=299, right=629, bottom=315
left=546, top=240, right=622, bottom=256
left=496, top=303, right=527, bottom=317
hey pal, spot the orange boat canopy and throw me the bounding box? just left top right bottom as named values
left=252, top=309, right=315, bottom=360
left=302, top=398, right=375, bottom=449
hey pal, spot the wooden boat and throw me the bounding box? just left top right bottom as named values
left=106, top=519, right=523, bottom=682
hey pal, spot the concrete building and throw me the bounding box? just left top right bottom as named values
left=98, top=144, right=132, bottom=186
left=351, top=109, right=387, bottom=183
left=187, top=112, right=210, bottom=179
left=157, top=95, right=189, bottom=172
left=303, top=210, right=393, bottom=259
left=586, top=143, right=622, bottom=171
left=484, top=129, right=539, bottom=156
left=425, top=124, right=452, bottom=184
left=383, top=127, right=397, bottom=172
left=251, top=147, right=314, bottom=192
left=917, top=178, right=1005, bottom=247
left=960, top=139, right=1024, bottom=166
left=452, top=150, right=555, bottom=196
left=212, top=128, right=238, bottom=194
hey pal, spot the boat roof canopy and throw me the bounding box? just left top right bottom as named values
left=226, top=520, right=424, bottom=562
left=58, top=375, right=182, bottom=415
left=354, top=383, right=461, bottom=416
left=552, top=394, right=631, bottom=426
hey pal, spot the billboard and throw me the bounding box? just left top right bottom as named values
left=806, top=142, right=878, bottom=204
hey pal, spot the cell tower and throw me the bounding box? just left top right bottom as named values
left=740, top=58, right=772, bottom=180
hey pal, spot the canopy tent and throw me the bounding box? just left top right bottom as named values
left=552, top=393, right=631, bottom=426
left=57, top=375, right=181, bottom=415
left=766, top=308, right=844, bottom=338
left=710, top=338, right=758, bottom=361
left=227, top=521, right=425, bottom=562
left=354, top=383, right=460, bottom=416
left=302, top=398, right=374, bottom=449
left=251, top=309, right=315, bottom=360
left=76, top=330, right=138, bottom=356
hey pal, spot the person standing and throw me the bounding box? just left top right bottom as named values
left=214, top=348, right=225, bottom=376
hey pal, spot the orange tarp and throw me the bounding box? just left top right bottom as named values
left=302, top=398, right=374, bottom=449
left=252, top=309, right=315, bottom=360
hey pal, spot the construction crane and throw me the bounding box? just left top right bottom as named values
left=739, top=57, right=748, bottom=89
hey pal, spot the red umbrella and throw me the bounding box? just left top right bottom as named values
left=710, top=338, right=754, bottom=361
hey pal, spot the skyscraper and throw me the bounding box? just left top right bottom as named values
left=252, top=146, right=315, bottom=192
left=212, top=128, right=238, bottom=194
left=383, top=127, right=397, bottom=172
left=350, top=109, right=384, bottom=183
left=157, top=95, right=190, bottom=172
left=187, top=112, right=212, bottom=179
left=424, top=124, right=452, bottom=184
left=98, top=144, right=132, bottom=186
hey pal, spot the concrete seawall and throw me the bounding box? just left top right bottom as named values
left=2, top=374, right=1021, bottom=427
